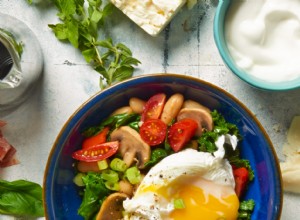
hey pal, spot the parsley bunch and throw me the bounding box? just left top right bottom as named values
left=28, top=0, right=140, bottom=89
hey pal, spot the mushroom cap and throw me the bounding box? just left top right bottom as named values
left=110, top=126, right=150, bottom=169
left=96, top=192, right=128, bottom=220
left=177, top=108, right=213, bottom=136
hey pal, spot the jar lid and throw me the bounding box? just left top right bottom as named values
left=0, top=13, right=44, bottom=114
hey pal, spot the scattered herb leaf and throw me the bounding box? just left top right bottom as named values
left=28, top=0, right=141, bottom=89
left=0, top=179, right=44, bottom=217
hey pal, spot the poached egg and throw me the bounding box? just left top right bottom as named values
left=123, top=149, right=239, bottom=220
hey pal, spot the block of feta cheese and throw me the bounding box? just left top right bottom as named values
left=110, top=0, right=187, bottom=36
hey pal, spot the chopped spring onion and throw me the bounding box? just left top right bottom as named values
left=97, top=159, right=109, bottom=170
left=125, top=166, right=142, bottom=184
left=101, top=170, right=119, bottom=183
left=73, top=173, right=86, bottom=187
left=173, top=198, right=185, bottom=209
left=104, top=181, right=120, bottom=191
left=110, top=158, right=127, bottom=172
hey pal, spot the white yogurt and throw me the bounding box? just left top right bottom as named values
left=225, top=0, right=300, bottom=83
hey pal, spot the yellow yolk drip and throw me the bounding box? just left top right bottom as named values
left=170, top=185, right=239, bottom=220
left=136, top=180, right=239, bottom=220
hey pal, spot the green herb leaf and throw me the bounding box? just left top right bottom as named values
left=198, top=110, right=241, bottom=153
left=82, top=113, right=140, bottom=137
left=144, top=148, right=169, bottom=168
left=238, top=199, right=255, bottom=220
left=78, top=172, right=111, bottom=219
left=0, top=179, right=44, bottom=217
left=45, top=0, right=141, bottom=89
left=48, top=23, right=68, bottom=40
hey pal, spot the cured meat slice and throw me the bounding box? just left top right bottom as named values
left=0, top=121, right=19, bottom=167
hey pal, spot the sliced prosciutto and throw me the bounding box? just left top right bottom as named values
left=0, top=121, right=19, bottom=168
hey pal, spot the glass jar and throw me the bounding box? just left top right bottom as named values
left=0, top=13, right=43, bottom=114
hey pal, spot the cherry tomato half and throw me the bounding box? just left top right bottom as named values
left=141, top=93, right=166, bottom=122
left=233, top=167, right=249, bottom=198
left=140, top=119, right=167, bottom=146
left=72, top=141, right=119, bottom=162
left=168, top=118, right=198, bottom=152
left=82, top=127, right=110, bottom=149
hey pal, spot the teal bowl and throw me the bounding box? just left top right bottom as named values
left=213, top=0, right=300, bottom=91
left=43, top=74, right=282, bottom=219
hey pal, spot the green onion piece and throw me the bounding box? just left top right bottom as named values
left=101, top=170, right=119, bottom=183
left=104, top=181, right=120, bottom=191
left=97, top=159, right=109, bottom=170
left=173, top=198, right=185, bottom=209
left=125, top=166, right=142, bottom=184
left=73, top=173, right=86, bottom=187
left=110, top=158, right=128, bottom=172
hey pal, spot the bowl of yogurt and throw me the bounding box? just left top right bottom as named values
left=214, top=0, right=300, bottom=91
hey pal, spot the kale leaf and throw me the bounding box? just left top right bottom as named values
left=78, top=172, right=111, bottom=220
left=238, top=199, right=255, bottom=220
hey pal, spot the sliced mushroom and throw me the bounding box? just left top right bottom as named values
left=160, top=93, right=184, bottom=125
left=96, top=192, right=128, bottom=220
left=182, top=99, right=211, bottom=114
left=110, top=126, right=150, bottom=169
left=177, top=108, right=213, bottom=136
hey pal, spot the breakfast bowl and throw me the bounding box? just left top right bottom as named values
left=213, top=0, right=300, bottom=91
left=43, top=73, right=282, bottom=220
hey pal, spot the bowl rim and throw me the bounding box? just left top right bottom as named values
left=213, top=0, right=300, bottom=91
left=43, top=73, right=283, bottom=219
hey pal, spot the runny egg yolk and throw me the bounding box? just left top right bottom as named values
left=137, top=177, right=239, bottom=220
left=170, top=184, right=239, bottom=220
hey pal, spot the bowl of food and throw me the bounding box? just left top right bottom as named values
left=43, top=73, right=282, bottom=220
left=214, top=0, right=300, bottom=91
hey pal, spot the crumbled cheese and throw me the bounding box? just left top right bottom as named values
left=110, top=0, right=187, bottom=36
left=280, top=116, right=300, bottom=193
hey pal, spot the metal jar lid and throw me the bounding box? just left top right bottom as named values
left=0, top=13, right=43, bottom=115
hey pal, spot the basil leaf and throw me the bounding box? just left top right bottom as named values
left=0, top=179, right=44, bottom=217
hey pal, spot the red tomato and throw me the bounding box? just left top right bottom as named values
left=168, top=118, right=198, bottom=152
left=72, top=141, right=119, bottom=162
left=82, top=127, right=110, bottom=149
left=140, top=119, right=167, bottom=146
left=141, top=93, right=166, bottom=122
left=233, top=167, right=249, bottom=198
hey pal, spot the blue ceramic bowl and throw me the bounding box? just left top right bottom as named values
left=43, top=74, right=282, bottom=220
left=213, top=0, right=300, bottom=91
